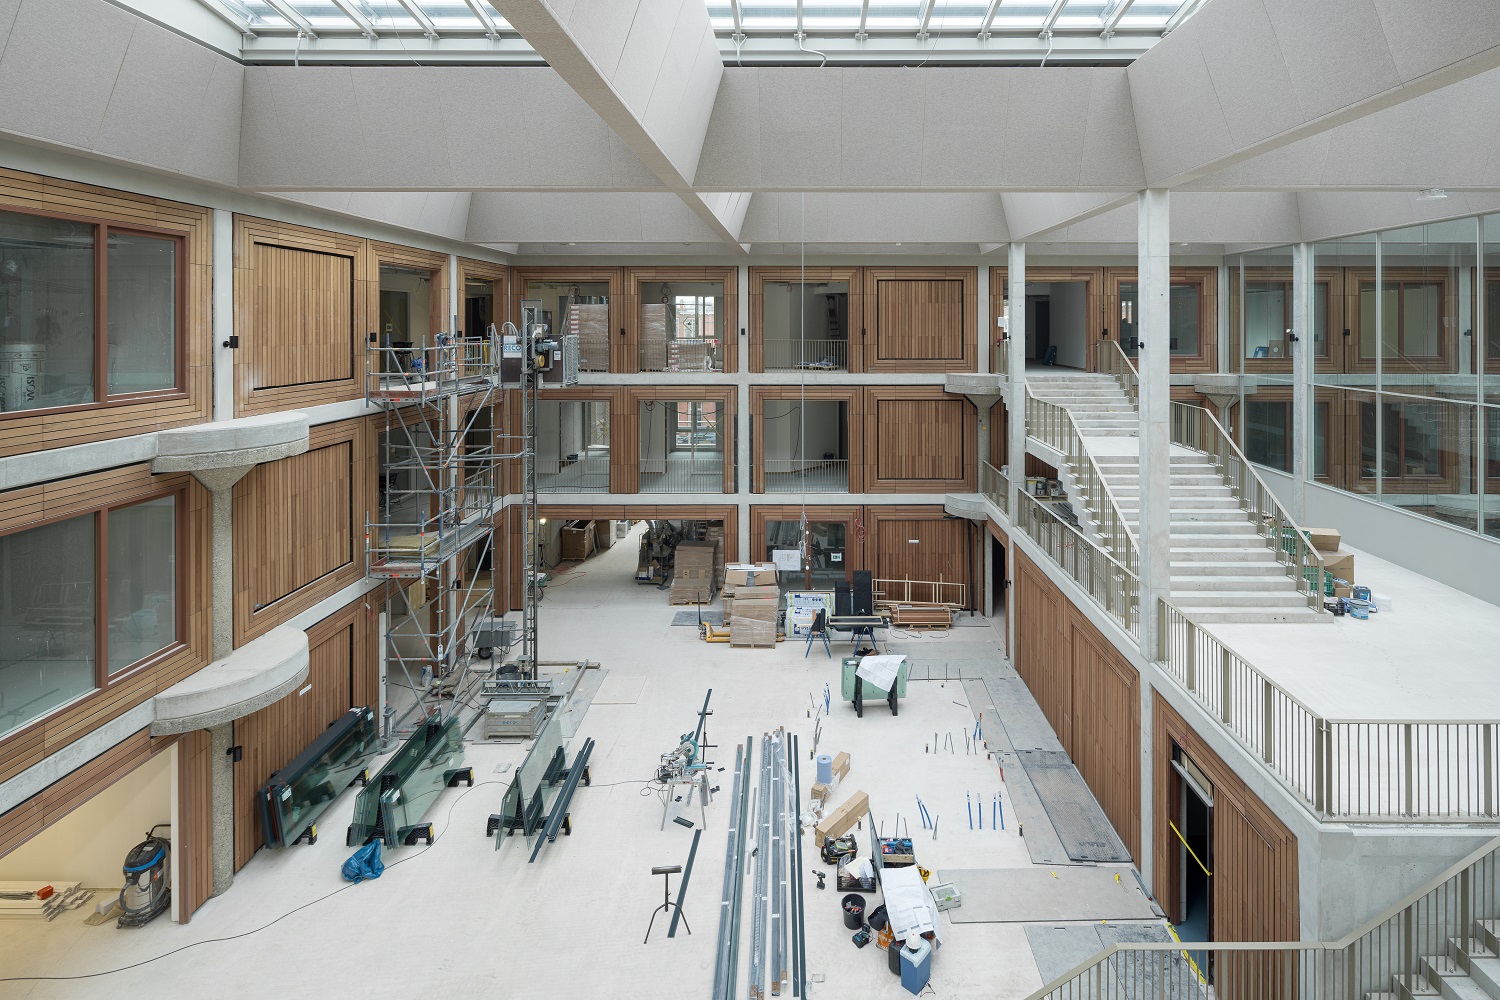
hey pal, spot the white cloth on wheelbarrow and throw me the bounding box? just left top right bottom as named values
left=855, top=654, right=905, bottom=693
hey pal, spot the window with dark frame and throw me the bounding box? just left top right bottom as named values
left=1358, top=280, right=1444, bottom=362
left=0, top=491, right=183, bottom=738
left=1243, top=279, right=1330, bottom=360
left=1359, top=400, right=1445, bottom=480
left=0, top=205, right=183, bottom=416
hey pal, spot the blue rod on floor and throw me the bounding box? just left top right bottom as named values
left=966, top=791, right=973, bottom=830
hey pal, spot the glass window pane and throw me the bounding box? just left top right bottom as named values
left=762, top=280, right=850, bottom=372
left=1313, top=403, right=1328, bottom=478
left=640, top=280, right=725, bottom=372
left=107, top=496, right=176, bottom=673
left=1382, top=402, right=1401, bottom=478
left=1169, top=284, right=1200, bottom=355
left=1400, top=404, right=1443, bottom=477
left=1244, top=282, right=1286, bottom=359
left=0, top=210, right=95, bottom=412
left=1400, top=282, right=1441, bottom=358
left=1245, top=400, right=1290, bottom=472
left=527, top=280, right=609, bottom=372
left=106, top=232, right=176, bottom=395
left=0, top=515, right=96, bottom=735
left=1313, top=284, right=1329, bottom=358
left=1360, top=402, right=1376, bottom=478
left=1118, top=282, right=1139, bottom=355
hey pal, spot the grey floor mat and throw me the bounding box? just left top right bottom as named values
left=1019, top=749, right=1133, bottom=863
left=983, top=676, right=1066, bottom=752
left=670, top=609, right=721, bottom=626
left=941, top=867, right=1157, bottom=923
left=1027, top=924, right=1182, bottom=992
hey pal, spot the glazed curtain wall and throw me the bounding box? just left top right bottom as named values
left=1229, top=216, right=1498, bottom=541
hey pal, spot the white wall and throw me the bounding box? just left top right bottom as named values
left=0, top=749, right=171, bottom=889
left=378, top=269, right=434, bottom=346
left=763, top=400, right=843, bottom=466
left=1050, top=281, right=1089, bottom=369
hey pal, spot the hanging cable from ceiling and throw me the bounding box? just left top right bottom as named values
left=799, top=192, right=810, bottom=588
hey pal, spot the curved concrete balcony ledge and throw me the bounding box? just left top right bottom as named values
left=151, top=626, right=310, bottom=735
left=152, top=413, right=310, bottom=476
left=944, top=373, right=1007, bottom=406
left=944, top=493, right=989, bottom=521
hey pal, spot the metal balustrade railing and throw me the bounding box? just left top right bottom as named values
left=762, top=339, right=848, bottom=372
left=1170, top=401, right=1327, bottom=610
left=638, top=334, right=723, bottom=373
left=638, top=454, right=726, bottom=494
left=1015, top=487, right=1140, bottom=636
left=1159, top=599, right=1500, bottom=822
left=980, top=461, right=1009, bottom=517
left=762, top=458, right=848, bottom=493
left=992, top=340, right=1010, bottom=378
left=535, top=453, right=610, bottom=493
left=1094, top=339, right=1140, bottom=405
left=1025, top=391, right=1140, bottom=579
left=1025, top=834, right=1500, bottom=1000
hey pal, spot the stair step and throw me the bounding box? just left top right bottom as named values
left=1479, top=922, right=1500, bottom=957
left=1177, top=607, right=1327, bottom=624
left=1169, top=591, right=1310, bottom=607
left=1171, top=577, right=1293, bottom=591
left=1467, top=957, right=1500, bottom=998
left=1169, top=561, right=1284, bottom=574
left=1419, top=956, right=1494, bottom=1000
left=1172, top=536, right=1272, bottom=549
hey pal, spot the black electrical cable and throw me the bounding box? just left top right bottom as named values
left=0, top=779, right=509, bottom=985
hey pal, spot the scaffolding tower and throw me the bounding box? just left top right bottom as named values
left=366, top=329, right=504, bottom=733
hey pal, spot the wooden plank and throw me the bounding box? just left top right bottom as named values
left=862, top=267, right=976, bottom=373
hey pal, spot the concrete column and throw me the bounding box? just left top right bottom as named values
left=208, top=721, right=235, bottom=896
left=1135, top=190, right=1172, bottom=893
left=736, top=263, right=751, bottom=560
left=977, top=264, right=991, bottom=375
left=1006, top=243, right=1027, bottom=664
left=1291, top=243, right=1313, bottom=520
left=212, top=209, right=234, bottom=422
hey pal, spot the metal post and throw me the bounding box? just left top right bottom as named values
left=1314, top=719, right=1328, bottom=814
left=1221, top=647, right=1233, bottom=726
left=1263, top=678, right=1275, bottom=765
left=1404, top=723, right=1415, bottom=817
left=1485, top=725, right=1495, bottom=818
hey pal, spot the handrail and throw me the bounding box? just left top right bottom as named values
left=1015, top=487, right=1139, bottom=636
left=1094, top=339, right=1139, bottom=404
left=1025, top=390, right=1140, bottom=579
left=1160, top=597, right=1500, bottom=822
left=1170, top=401, right=1327, bottom=611
left=1024, top=834, right=1500, bottom=999
left=980, top=460, right=1009, bottom=517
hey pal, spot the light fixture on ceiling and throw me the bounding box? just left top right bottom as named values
left=1417, top=188, right=1448, bottom=201
left=564, top=242, right=577, bottom=246
left=894, top=242, right=903, bottom=246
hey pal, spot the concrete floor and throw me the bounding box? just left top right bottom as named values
left=0, top=523, right=1159, bottom=999
left=1206, top=542, right=1500, bottom=721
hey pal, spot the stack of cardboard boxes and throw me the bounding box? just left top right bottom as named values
left=724, top=561, right=780, bottom=648
left=671, top=540, right=720, bottom=605
left=1307, top=527, right=1355, bottom=598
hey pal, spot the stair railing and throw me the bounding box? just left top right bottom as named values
left=1169, top=401, right=1327, bottom=611
left=1025, top=390, right=1140, bottom=579
left=1095, top=339, right=1139, bottom=405
left=1023, top=834, right=1500, bottom=1000
left=980, top=460, right=1009, bottom=517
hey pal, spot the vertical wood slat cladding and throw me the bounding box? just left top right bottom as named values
left=624, top=267, right=739, bottom=373
left=232, top=601, right=366, bottom=871
left=1153, top=695, right=1299, bottom=949
left=0, top=465, right=212, bottom=784
left=863, top=388, right=974, bottom=492
left=177, top=728, right=214, bottom=919
left=748, top=267, right=864, bottom=373
left=0, top=167, right=212, bottom=458
left=232, top=418, right=374, bottom=645
left=1013, top=551, right=1142, bottom=861
left=251, top=245, right=354, bottom=389
left=234, top=216, right=370, bottom=416
left=866, top=506, right=976, bottom=608
left=863, top=267, right=977, bottom=373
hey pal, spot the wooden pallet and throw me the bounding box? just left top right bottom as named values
left=889, top=605, right=953, bottom=629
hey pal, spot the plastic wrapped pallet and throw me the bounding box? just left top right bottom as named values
left=730, top=616, right=777, bottom=648
left=640, top=304, right=669, bottom=372
left=571, top=302, right=611, bottom=372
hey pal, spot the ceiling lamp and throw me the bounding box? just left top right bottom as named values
left=1417, top=188, right=1448, bottom=201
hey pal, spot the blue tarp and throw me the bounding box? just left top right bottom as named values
left=341, top=841, right=384, bottom=882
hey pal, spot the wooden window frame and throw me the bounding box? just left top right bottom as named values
left=989, top=265, right=1107, bottom=372
left=1356, top=396, right=1451, bottom=484
left=0, top=202, right=189, bottom=421
left=748, top=266, right=863, bottom=373
left=511, top=267, right=625, bottom=372
left=1104, top=266, right=1218, bottom=374
left=629, top=386, right=737, bottom=494
left=0, top=488, right=189, bottom=740
left=625, top=266, right=738, bottom=374
left=1229, top=268, right=1343, bottom=373
left=458, top=257, right=509, bottom=341
left=750, top=504, right=864, bottom=585
left=749, top=386, right=863, bottom=494
left=1346, top=269, right=1457, bottom=374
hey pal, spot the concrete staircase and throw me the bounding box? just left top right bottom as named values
left=1370, top=918, right=1500, bottom=999
left=1026, top=372, right=1322, bottom=624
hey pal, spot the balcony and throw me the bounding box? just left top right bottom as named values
left=763, top=338, right=848, bottom=372
left=639, top=452, right=724, bottom=493
left=763, top=458, right=849, bottom=494
left=537, top=451, right=610, bottom=493
left=638, top=334, right=724, bottom=373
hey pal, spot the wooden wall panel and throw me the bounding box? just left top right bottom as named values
left=863, top=388, right=974, bottom=492
left=624, top=266, right=739, bottom=373
left=749, top=267, right=864, bottom=373
left=232, top=417, right=374, bottom=645
left=867, top=505, right=977, bottom=609
left=987, top=400, right=1008, bottom=467
left=176, top=727, right=214, bottom=920
left=1013, top=550, right=1142, bottom=860
left=0, top=465, right=212, bottom=784
left=0, top=167, right=213, bottom=458
left=234, top=216, right=370, bottom=416
left=1154, top=695, right=1299, bottom=950
left=863, top=267, right=977, bottom=373
left=232, top=603, right=361, bottom=871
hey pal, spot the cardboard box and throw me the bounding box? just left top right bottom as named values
left=1322, top=548, right=1354, bottom=585
left=815, top=790, right=869, bottom=847
left=730, top=596, right=779, bottom=622
left=724, top=562, right=777, bottom=588
left=831, top=751, right=851, bottom=783
left=1306, top=527, right=1342, bottom=553
left=809, top=782, right=831, bottom=805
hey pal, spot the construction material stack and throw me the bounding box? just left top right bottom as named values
left=672, top=540, right=719, bottom=605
